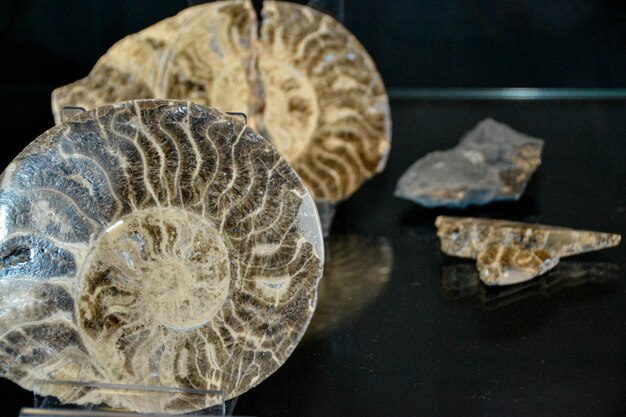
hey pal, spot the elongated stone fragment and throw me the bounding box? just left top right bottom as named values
left=435, top=216, right=621, bottom=285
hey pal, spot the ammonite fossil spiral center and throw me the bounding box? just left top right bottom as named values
left=78, top=207, right=230, bottom=333
left=260, top=59, right=319, bottom=162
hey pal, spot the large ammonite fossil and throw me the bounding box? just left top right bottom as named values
left=51, top=0, right=391, bottom=207
left=0, top=100, right=324, bottom=411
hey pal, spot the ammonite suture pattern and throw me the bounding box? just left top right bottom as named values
left=51, top=0, right=391, bottom=204
left=0, top=100, right=324, bottom=412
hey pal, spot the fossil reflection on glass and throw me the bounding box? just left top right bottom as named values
left=436, top=216, right=621, bottom=285
left=441, top=262, right=619, bottom=310
left=51, top=0, right=391, bottom=207
left=396, top=119, right=543, bottom=208
left=0, top=100, right=324, bottom=412
left=304, top=235, right=393, bottom=340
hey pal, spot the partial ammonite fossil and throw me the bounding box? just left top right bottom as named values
left=0, top=100, right=323, bottom=412
left=51, top=0, right=391, bottom=208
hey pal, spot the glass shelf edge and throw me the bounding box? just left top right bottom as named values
left=388, top=88, right=626, bottom=101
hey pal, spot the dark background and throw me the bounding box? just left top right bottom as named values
left=2, top=0, right=626, bottom=146
left=3, top=0, right=626, bottom=91
left=0, top=1, right=625, bottom=417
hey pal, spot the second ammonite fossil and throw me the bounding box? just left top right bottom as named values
left=51, top=0, right=392, bottom=208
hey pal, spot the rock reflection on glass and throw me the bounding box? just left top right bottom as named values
left=304, top=235, right=393, bottom=340
left=441, top=261, right=619, bottom=310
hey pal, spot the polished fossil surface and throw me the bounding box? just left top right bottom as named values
left=396, top=119, right=543, bottom=208
left=0, top=100, right=323, bottom=411
left=436, top=216, right=621, bottom=285
left=52, top=0, right=391, bottom=204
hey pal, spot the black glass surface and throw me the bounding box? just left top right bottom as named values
left=231, top=98, right=626, bottom=417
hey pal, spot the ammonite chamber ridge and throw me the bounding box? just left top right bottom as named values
left=51, top=0, right=391, bottom=204
left=0, top=100, right=324, bottom=411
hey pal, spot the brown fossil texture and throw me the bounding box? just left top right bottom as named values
left=51, top=0, right=391, bottom=204
left=0, top=100, right=323, bottom=411
left=435, top=216, right=621, bottom=286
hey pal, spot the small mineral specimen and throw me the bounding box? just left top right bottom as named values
left=51, top=0, right=391, bottom=206
left=435, top=216, right=621, bottom=285
left=395, top=119, right=543, bottom=208
left=0, top=100, right=324, bottom=412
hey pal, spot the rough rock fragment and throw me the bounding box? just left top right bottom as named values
left=0, top=100, right=323, bottom=412
left=396, top=119, right=543, bottom=208
left=51, top=0, right=391, bottom=205
left=435, top=216, right=621, bottom=285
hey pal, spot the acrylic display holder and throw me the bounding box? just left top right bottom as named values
left=61, top=106, right=86, bottom=122
left=22, top=380, right=238, bottom=417
left=20, top=408, right=189, bottom=417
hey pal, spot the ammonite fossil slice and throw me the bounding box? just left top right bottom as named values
left=51, top=0, right=391, bottom=205
left=0, top=100, right=323, bottom=411
left=436, top=216, right=620, bottom=285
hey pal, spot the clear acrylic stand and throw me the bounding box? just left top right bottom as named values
left=225, top=112, right=247, bottom=124
left=22, top=408, right=180, bottom=417
left=441, top=261, right=619, bottom=310
left=61, top=106, right=87, bottom=123
left=25, top=380, right=239, bottom=416
left=186, top=0, right=346, bottom=18
left=316, top=200, right=337, bottom=238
